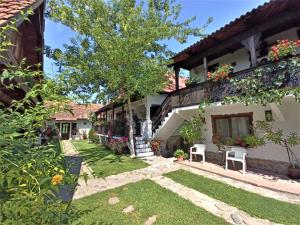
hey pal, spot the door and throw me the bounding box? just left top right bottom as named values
left=61, top=123, right=70, bottom=140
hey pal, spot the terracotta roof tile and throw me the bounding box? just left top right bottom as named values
left=163, top=73, right=186, bottom=93
left=52, top=102, right=103, bottom=121
left=0, top=0, right=38, bottom=25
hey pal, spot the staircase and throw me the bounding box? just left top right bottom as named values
left=135, top=136, right=154, bottom=158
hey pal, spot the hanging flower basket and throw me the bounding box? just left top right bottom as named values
left=269, top=39, right=300, bottom=61
left=207, top=64, right=233, bottom=82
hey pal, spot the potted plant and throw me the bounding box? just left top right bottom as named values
left=249, top=121, right=300, bottom=179
left=269, top=39, right=300, bottom=61
left=174, top=149, right=187, bottom=162
left=150, top=139, right=161, bottom=156
left=207, top=64, right=233, bottom=82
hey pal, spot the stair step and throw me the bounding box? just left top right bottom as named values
left=136, top=144, right=150, bottom=149
left=135, top=147, right=152, bottom=153
left=135, top=140, right=146, bottom=145
left=136, top=151, right=154, bottom=158
left=135, top=136, right=144, bottom=141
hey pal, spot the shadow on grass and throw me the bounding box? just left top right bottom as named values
left=77, top=146, right=127, bottom=164
left=58, top=155, right=83, bottom=202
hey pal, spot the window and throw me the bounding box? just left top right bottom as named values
left=212, top=113, right=253, bottom=143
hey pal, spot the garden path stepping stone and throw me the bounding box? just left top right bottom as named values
left=122, top=205, right=134, bottom=214
left=144, top=215, right=157, bottom=225
left=108, top=197, right=120, bottom=205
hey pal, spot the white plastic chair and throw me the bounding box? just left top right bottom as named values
left=225, top=147, right=247, bottom=174
left=190, top=144, right=206, bottom=163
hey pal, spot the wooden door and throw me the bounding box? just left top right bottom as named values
left=61, top=123, right=70, bottom=140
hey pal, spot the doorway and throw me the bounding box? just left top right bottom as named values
left=61, top=123, right=70, bottom=140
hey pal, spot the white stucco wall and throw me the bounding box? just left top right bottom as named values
left=105, top=94, right=167, bottom=122
left=199, top=99, right=300, bottom=162
left=46, top=119, right=93, bottom=139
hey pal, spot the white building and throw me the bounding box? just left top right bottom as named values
left=47, top=102, right=102, bottom=140
left=96, top=0, right=300, bottom=174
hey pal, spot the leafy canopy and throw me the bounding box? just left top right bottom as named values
left=48, top=0, right=211, bottom=102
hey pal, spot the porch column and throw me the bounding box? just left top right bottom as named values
left=69, top=122, right=72, bottom=139
left=144, top=99, right=152, bottom=139
left=203, top=57, right=208, bottom=80
left=242, top=33, right=261, bottom=67
left=112, top=104, right=115, bottom=120
left=174, top=66, right=180, bottom=91
left=59, top=122, right=62, bottom=138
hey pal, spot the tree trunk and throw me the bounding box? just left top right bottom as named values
left=127, top=97, right=135, bottom=157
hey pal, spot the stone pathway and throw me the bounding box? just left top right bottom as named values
left=151, top=176, right=280, bottom=225
left=180, top=160, right=300, bottom=195
left=61, top=140, right=93, bottom=176
left=73, top=156, right=179, bottom=199
left=181, top=164, right=300, bottom=204
left=60, top=140, right=300, bottom=224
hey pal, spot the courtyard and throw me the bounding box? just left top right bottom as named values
left=63, top=140, right=300, bottom=225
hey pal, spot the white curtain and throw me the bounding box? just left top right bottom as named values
left=231, top=117, right=249, bottom=138
left=216, top=118, right=230, bottom=140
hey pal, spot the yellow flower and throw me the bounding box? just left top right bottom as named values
left=51, top=174, right=63, bottom=185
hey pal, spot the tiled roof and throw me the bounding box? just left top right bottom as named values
left=163, top=73, right=187, bottom=93
left=52, top=102, right=103, bottom=121
left=0, top=0, right=38, bottom=25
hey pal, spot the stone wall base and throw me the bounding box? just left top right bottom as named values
left=160, top=135, right=290, bottom=175
left=204, top=151, right=289, bottom=175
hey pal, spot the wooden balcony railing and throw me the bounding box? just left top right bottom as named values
left=152, top=56, right=300, bottom=132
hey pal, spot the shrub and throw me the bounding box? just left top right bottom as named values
left=207, top=64, right=233, bottom=82
left=88, top=128, right=98, bottom=143
left=174, top=149, right=187, bottom=159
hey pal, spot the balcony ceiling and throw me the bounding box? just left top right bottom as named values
left=172, top=0, right=300, bottom=70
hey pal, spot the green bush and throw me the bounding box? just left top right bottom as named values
left=88, top=128, right=98, bottom=143
left=174, top=149, right=187, bottom=159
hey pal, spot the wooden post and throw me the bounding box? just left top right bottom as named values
left=203, top=57, right=208, bottom=80
left=112, top=104, right=115, bottom=120
left=105, top=110, right=108, bottom=121
left=174, top=66, right=180, bottom=91
left=242, top=33, right=261, bottom=67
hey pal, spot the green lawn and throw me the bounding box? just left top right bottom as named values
left=72, top=179, right=229, bottom=225
left=165, top=170, right=300, bottom=225
left=72, top=140, right=148, bottom=178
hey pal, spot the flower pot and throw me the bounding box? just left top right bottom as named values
left=177, top=157, right=184, bottom=162
left=288, top=167, right=300, bottom=179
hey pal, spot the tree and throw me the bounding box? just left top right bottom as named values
left=180, top=114, right=205, bottom=146
left=47, top=0, right=210, bottom=156
left=0, top=12, right=77, bottom=224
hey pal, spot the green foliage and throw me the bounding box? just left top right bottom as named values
left=180, top=113, right=205, bottom=146
left=0, top=17, right=76, bottom=224
left=173, top=149, right=186, bottom=158
left=254, top=121, right=300, bottom=168
left=47, top=0, right=210, bottom=155
left=224, top=57, right=300, bottom=106
left=88, top=128, right=98, bottom=143
left=242, top=135, right=265, bottom=148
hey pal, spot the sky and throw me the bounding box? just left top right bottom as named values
left=44, top=0, right=269, bottom=76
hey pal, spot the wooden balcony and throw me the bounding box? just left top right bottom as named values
left=153, top=56, right=300, bottom=131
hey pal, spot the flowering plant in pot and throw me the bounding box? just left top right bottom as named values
left=269, top=39, right=300, bottom=61
left=246, top=121, right=300, bottom=179
left=207, top=64, right=233, bottom=82
left=174, top=149, right=188, bottom=162
left=150, top=139, right=161, bottom=155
